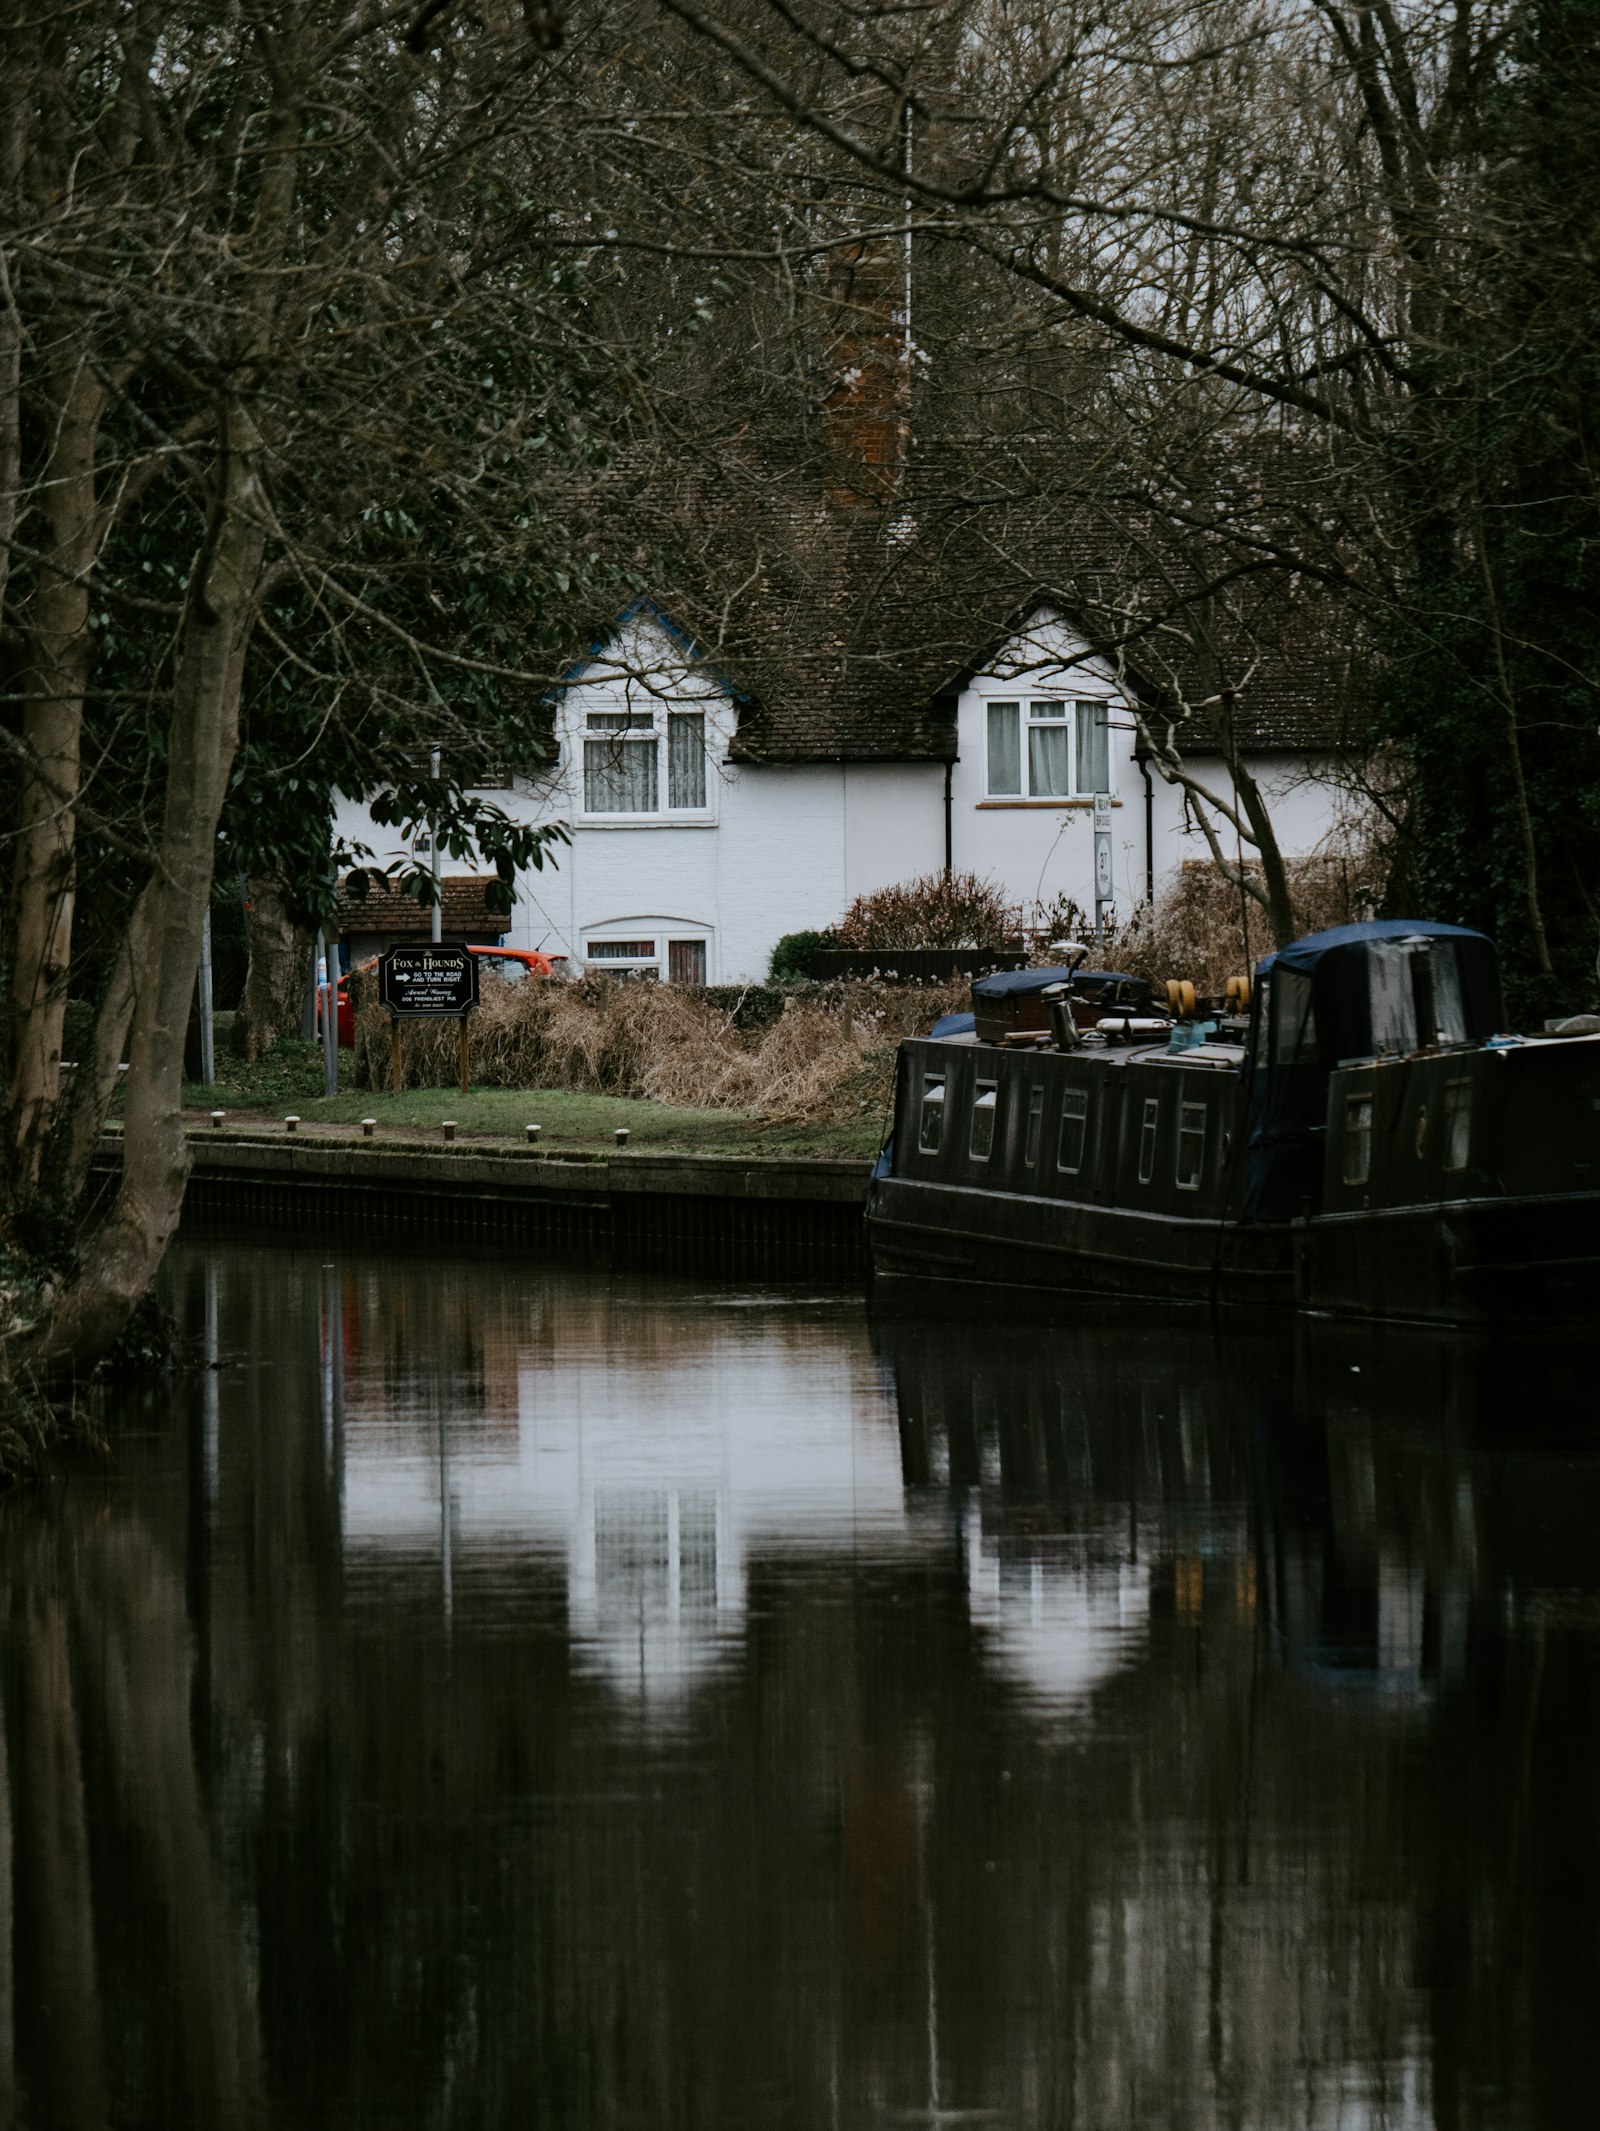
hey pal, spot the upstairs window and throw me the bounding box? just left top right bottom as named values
left=583, top=705, right=709, bottom=817
left=985, top=699, right=1113, bottom=799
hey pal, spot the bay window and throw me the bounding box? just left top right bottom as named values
left=984, top=698, right=1112, bottom=799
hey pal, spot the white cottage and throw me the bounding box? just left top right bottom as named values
left=334, top=584, right=1364, bottom=982
left=333, top=248, right=1373, bottom=976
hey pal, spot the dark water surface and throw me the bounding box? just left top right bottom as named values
left=3, top=1236, right=1599, bottom=2130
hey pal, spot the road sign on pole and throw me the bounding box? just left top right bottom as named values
left=1093, top=794, right=1113, bottom=948
left=379, top=945, right=480, bottom=1018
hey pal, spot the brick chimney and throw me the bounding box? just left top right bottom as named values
left=821, top=240, right=910, bottom=511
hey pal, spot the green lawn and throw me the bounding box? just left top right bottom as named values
left=182, top=1042, right=882, bottom=1160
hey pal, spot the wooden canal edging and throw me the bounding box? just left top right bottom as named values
left=94, top=1129, right=873, bottom=1276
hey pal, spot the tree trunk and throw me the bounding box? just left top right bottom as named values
left=38, top=890, right=155, bottom=1211
left=231, top=879, right=313, bottom=1060
left=38, top=407, right=268, bottom=1376
left=1226, top=761, right=1299, bottom=951
left=1213, top=692, right=1299, bottom=951
left=6, top=362, right=104, bottom=1196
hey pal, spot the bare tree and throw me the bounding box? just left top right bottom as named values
left=3, top=1, right=615, bottom=1374
left=637, top=0, right=1595, bottom=986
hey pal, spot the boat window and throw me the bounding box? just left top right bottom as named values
left=1369, top=942, right=1415, bottom=1055
left=1272, top=969, right=1319, bottom=1065
left=1138, top=1096, right=1160, bottom=1184
left=1023, top=1085, right=1044, bottom=1167
left=1431, top=947, right=1468, bottom=1045
left=1343, top=1093, right=1373, bottom=1184
left=1442, top=1077, right=1472, bottom=1171
left=1057, top=1087, right=1089, bottom=1173
left=1175, top=1102, right=1207, bottom=1189
left=970, top=1081, right=998, bottom=1160
left=918, top=1073, right=947, bottom=1154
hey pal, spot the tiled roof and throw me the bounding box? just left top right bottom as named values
left=559, top=437, right=1372, bottom=764
left=335, top=873, right=509, bottom=939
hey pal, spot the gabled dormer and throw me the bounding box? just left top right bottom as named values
left=553, top=603, right=744, bottom=827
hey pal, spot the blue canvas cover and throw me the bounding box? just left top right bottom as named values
left=970, top=965, right=1142, bottom=999
left=929, top=1010, right=976, bottom=1038
left=1241, top=920, right=1502, bottom=1220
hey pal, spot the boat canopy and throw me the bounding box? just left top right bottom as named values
left=1243, top=920, right=1503, bottom=1220
left=1253, top=920, right=1503, bottom=1060
left=970, top=966, right=1141, bottom=999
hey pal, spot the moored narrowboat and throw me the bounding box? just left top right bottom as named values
left=866, top=921, right=1600, bottom=1326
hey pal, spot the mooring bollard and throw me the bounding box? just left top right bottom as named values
left=525, top=1123, right=541, bottom=1145
left=285, top=1115, right=300, bottom=1133
left=442, top=1120, right=457, bottom=1143
left=361, top=1117, right=376, bottom=1138
left=614, top=1127, right=630, bottom=1147
left=210, top=1110, right=225, bottom=1129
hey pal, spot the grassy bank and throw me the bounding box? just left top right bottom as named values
left=183, top=1050, right=885, bottom=1159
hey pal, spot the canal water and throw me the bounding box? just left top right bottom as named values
left=1, top=1235, right=1597, bottom=2131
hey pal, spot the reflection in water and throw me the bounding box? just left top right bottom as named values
left=0, top=1237, right=1597, bottom=2129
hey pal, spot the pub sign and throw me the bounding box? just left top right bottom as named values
left=379, top=945, right=480, bottom=1018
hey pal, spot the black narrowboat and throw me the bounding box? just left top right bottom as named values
left=866, top=920, right=1600, bottom=1326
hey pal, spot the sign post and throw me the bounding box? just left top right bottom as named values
left=379, top=946, right=480, bottom=1099
left=197, top=907, right=215, bottom=1085
left=317, top=929, right=338, bottom=1097
left=1092, top=794, right=1113, bottom=951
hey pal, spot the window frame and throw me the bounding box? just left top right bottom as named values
left=584, top=937, right=659, bottom=977
left=1137, top=1096, right=1160, bottom=1185
left=666, top=938, right=708, bottom=985
left=970, top=1079, right=999, bottom=1161
left=582, top=920, right=716, bottom=982
left=1023, top=1085, right=1045, bottom=1168
left=578, top=697, right=715, bottom=823
left=1441, top=1076, right=1472, bottom=1173
left=1343, top=1092, right=1374, bottom=1185
left=1175, top=1101, right=1208, bottom=1191
left=918, top=1072, right=948, bottom=1154
left=982, top=694, right=1117, bottom=801
left=1057, top=1086, right=1090, bottom=1174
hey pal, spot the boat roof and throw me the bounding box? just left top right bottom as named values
left=1255, top=919, right=1490, bottom=979
left=915, top=1032, right=1246, bottom=1069
left=971, top=965, right=1140, bottom=998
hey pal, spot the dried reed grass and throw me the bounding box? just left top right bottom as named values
left=352, top=972, right=970, bottom=1125
left=1097, top=855, right=1370, bottom=993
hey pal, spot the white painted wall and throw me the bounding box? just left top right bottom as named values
left=842, top=761, right=945, bottom=899
left=332, top=613, right=941, bottom=981
left=330, top=604, right=1368, bottom=979
left=1145, top=751, right=1367, bottom=902
left=950, top=609, right=1141, bottom=925
left=950, top=608, right=1370, bottom=929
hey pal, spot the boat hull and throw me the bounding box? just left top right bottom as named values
left=866, top=1175, right=1294, bottom=1314
left=868, top=1176, right=1600, bottom=1326
left=1299, top=1190, right=1600, bottom=1325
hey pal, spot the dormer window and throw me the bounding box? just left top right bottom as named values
left=582, top=707, right=709, bottom=818
left=985, top=699, right=1112, bottom=799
